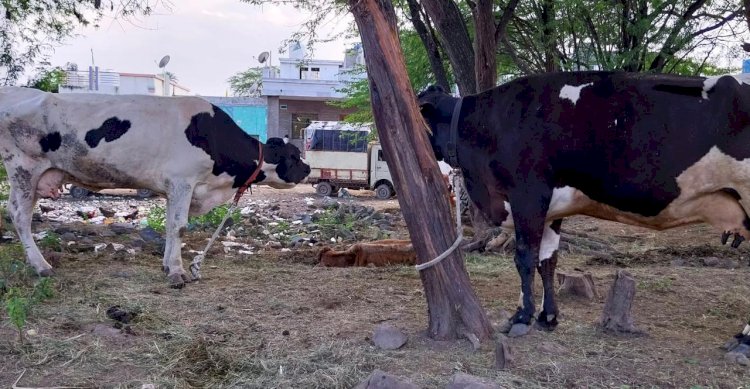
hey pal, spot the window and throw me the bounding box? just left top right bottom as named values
left=299, top=67, right=321, bottom=80
left=291, top=113, right=318, bottom=140
left=377, top=149, right=385, bottom=161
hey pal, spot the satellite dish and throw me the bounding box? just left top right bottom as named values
left=257, top=51, right=270, bottom=64
left=158, top=55, right=171, bottom=69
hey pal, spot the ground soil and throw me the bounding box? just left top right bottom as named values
left=1, top=185, right=750, bottom=388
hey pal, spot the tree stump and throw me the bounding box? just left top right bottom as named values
left=556, top=270, right=599, bottom=300
left=494, top=335, right=513, bottom=369
left=599, top=270, right=642, bottom=333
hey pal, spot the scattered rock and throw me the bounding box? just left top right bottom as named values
left=507, top=323, right=531, bottom=338
left=354, top=369, right=418, bottom=389
left=494, top=335, right=513, bottom=370
left=725, top=351, right=750, bottom=366
left=106, top=305, right=137, bottom=325
left=702, top=257, right=738, bottom=269
left=138, top=227, right=163, bottom=243
left=60, top=232, right=77, bottom=242
left=670, top=259, right=686, bottom=267
left=446, top=373, right=501, bottom=389
left=99, top=207, right=116, bottom=218
left=372, top=323, right=408, bottom=350
left=703, top=257, right=721, bottom=267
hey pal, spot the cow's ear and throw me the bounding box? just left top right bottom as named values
left=419, top=101, right=436, bottom=116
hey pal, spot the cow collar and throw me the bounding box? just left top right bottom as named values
left=445, top=97, right=463, bottom=167
left=233, top=142, right=264, bottom=204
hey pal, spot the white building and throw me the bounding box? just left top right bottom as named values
left=262, top=42, right=367, bottom=149
left=59, top=66, right=190, bottom=96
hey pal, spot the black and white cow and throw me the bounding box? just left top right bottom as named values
left=418, top=71, right=750, bottom=344
left=0, top=87, right=310, bottom=287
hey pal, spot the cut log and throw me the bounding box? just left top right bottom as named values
left=599, top=270, right=642, bottom=333
left=494, top=335, right=513, bottom=369
left=556, top=270, right=599, bottom=300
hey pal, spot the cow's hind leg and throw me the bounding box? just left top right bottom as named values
left=535, top=219, right=563, bottom=331
left=507, top=186, right=552, bottom=335
left=726, top=319, right=750, bottom=356
left=163, top=181, right=194, bottom=288
left=6, top=165, right=52, bottom=275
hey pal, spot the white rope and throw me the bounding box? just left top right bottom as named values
left=189, top=202, right=239, bottom=280
left=415, top=170, right=464, bottom=271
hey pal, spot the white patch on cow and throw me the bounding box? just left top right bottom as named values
left=539, top=222, right=561, bottom=263
left=559, top=83, right=593, bottom=105
left=614, top=119, right=618, bottom=126
left=518, top=290, right=524, bottom=307
left=743, top=323, right=750, bottom=336
left=702, top=74, right=750, bottom=99
left=258, top=162, right=294, bottom=189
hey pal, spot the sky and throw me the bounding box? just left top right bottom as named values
left=47, top=1, right=356, bottom=96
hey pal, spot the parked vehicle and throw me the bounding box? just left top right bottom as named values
left=303, top=121, right=395, bottom=199
left=66, top=185, right=154, bottom=199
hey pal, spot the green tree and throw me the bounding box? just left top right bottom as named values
left=228, top=66, right=277, bottom=97
left=26, top=66, right=67, bottom=92
left=0, top=1, right=170, bottom=85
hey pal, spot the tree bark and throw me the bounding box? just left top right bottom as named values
left=348, top=0, right=492, bottom=341
left=472, top=0, right=497, bottom=92
left=420, top=0, right=477, bottom=95
left=599, top=270, right=641, bottom=333
left=405, top=0, right=451, bottom=90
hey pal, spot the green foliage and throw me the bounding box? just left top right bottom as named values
left=1, top=1, right=169, bottom=85
left=189, top=205, right=240, bottom=230
left=0, top=244, right=55, bottom=342
left=0, top=163, right=8, bottom=201
left=228, top=66, right=277, bottom=97
left=147, top=206, right=167, bottom=233
left=38, top=232, right=62, bottom=252
left=26, top=66, right=67, bottom=92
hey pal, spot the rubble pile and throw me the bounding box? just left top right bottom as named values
left=3, top=193, right=405, bottom=259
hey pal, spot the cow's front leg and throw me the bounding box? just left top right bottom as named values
left=163, top=181, right=194, bottom=288
left=507, top=188, right=551, bottom=335
left=536, top=219, right=563, bottom=331
left=8, top=183, right=53, bottom=275
left=725, top=320, right=750, bottom=361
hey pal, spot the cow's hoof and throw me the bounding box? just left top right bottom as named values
left=168, top=272, right=191, bottom=289
left=534, top=311, right=558, bottom=331
left=732, top=234, right=745, bottom=248
left=38, top=268, right=55, bottom=277
left=722, top=231, right=731, bottom=245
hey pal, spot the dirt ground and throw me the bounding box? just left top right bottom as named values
left=2, top=184, right=750, bottom=388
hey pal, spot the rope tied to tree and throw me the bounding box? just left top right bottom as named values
left=415, top=169, right=464, bottom=271
left=189, top=144, right=264, bottom=280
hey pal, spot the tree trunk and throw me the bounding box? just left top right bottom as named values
left=472, top=0, right=496, bottom=92
left=348, top=0, right=493, bottom=341
left=599, top=270, right=641, bottom=333
left=405, top=0, right=450, bottom=91
left=420, top=0, right=477, bottom=95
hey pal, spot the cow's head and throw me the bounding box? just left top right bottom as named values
left=417, top=85, right=457, bottom=163
left=258, top=138, right=311, bottom=189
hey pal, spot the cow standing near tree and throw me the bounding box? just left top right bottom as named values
left=419, top=71, right=750, bottom=348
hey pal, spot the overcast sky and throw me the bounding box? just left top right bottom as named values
left=48, top=1, right=356, bottom=96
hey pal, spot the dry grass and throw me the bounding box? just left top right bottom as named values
left=2, top=215, right=750, bottom=387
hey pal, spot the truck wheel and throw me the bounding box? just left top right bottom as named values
left=69, top=186, right=90, bottom=199
left=316, top=182, right=334, bottom=197
left=375, top=183, right=393, bottom=199
left=136, top=189, right=154, bottom=198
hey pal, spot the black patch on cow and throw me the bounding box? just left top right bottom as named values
left=549, top=219, right=562, bottom=234
left=39, top=132, right=61, bottom=152
left=652, top=84, right=704, bottom=98
left=85, top=117, right=131, bottom=148
left=184, top=105, right=263, bottom=188
left=721, top=188, right=742, bottom=200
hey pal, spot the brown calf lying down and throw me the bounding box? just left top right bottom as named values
left=318, top=239, right=416, bottom=267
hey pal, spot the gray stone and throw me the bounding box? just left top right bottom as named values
left=109, top=223, right=135, bottom=235
left=507, top=323, right=531, bottom=338
left=138, top=227, right=163, bottom=243
left=300, top=214, right=313, bottom=224
left=703, top=257, right=721, bottom=267
left=60, top=232, right=77, bottom=242
left=267, top=241, right=283, bottom=249
left=446, top=373, right=501, bottom=389
left=725, top=351, right=750, bottom=366
left=354, top=369, right=419, bottom=389
left=372, top=323, right=408, bottom=350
